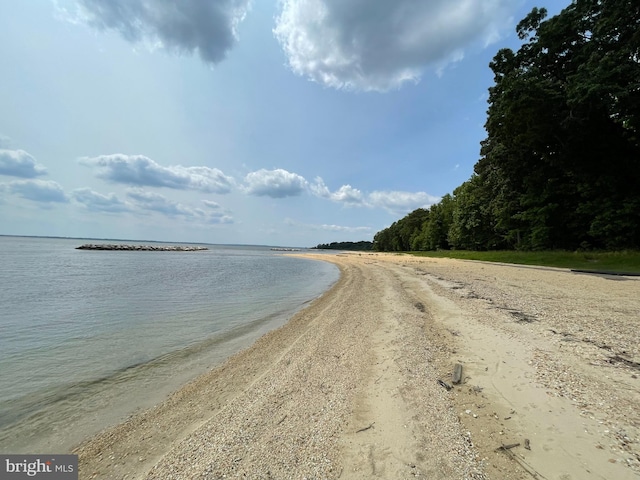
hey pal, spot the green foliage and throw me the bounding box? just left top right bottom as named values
left=373, top=208, right=430, bottom=252
left=374, top=0, right=640, bottom=253
left=420, top=194, right=455, bottom=250
left=312, top=241, right=373, bottom=251
left=408, top=250, right=640, bottom=274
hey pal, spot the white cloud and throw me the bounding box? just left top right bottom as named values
left=328, top=184, right=364, bottom=204
left=72, top=187, right=131, bottom=212
left=284, top=217, right=371, bottom=234
left=243, top=168, right=308, bottom=198
left=0, top=149, right=48, bottom=178
left=202, top=200, right=221, bottom=209
left=274, top=0, right=517, bottom=91
left=201, top=199, right=233, bottom=223
left=72, top=0, right=251, bottom=64
left=126, top=188, right=233, bottom=223
left=80, top=154, right=234, bottom=193
left=7, top=180, right=68, bottom=203
left=368, top=190, right=439, bottom=214
left=126, top=188, right=197, bottom=217
left=317, top=223, right=371, bottom=233
left=312, top=177, right=437, bottom=214
left=310, top=177, right=364, bottom=205
left=308, top=176, right=330, bottom=198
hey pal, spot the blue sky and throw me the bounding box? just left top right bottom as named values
left=0, top=0, right=566, bottom=247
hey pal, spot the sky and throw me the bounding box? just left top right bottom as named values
left=0, top=0, right=567, bottom=247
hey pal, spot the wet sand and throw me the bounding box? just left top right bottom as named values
left=75, top=252, right=640, bottom=479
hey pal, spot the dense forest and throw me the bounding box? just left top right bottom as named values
left=374, top=0, right=639, bottom=252
left=312, top=241, right=374, bottom=251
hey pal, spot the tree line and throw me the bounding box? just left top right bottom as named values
left=374, top=0, right=640, bottom=252
left=312, top=241, right=373, bottom=251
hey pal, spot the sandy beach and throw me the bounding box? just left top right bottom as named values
left=74, top=252, right=640, bottom=479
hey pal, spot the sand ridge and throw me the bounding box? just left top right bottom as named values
left=74, top=252, right=640, bottom=479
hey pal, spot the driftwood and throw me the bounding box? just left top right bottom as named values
left=496, top=443, right=520, bottom=451
left=356, top=422, right=375, bottom=433
left=452, top=364, right=463, bottom=384
left=437, top=379, right=453, bottom=391
left=499, top=442, right=547, bottom=479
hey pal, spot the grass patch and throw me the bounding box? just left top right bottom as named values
left=407, top=250, right=640, bottom=274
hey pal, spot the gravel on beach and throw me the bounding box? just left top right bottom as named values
left=75, top=253, right=640, bottom=480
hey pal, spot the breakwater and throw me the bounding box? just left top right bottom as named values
left=76, top=244, right=208, bottom=251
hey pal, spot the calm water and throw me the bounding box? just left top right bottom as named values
left=0, top=236, right=339, bottom=453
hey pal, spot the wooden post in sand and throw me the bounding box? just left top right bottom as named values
left=452, top=364, right=463, bottom=385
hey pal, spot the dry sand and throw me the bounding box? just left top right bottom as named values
left=74, top=252, right=640, bottom=479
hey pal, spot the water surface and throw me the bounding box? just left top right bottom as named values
left=0, top=236, right=339, bottom=452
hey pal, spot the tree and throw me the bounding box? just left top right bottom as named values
left=477, top=0, right=640, bottom=249
left=448, top=176, right=499, bottom=250
left=419, top=194, right=455, bottom=250
left=374, top=0, right=640, bottom=251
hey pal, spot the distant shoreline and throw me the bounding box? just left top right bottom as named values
left=0, top=234, right=302, bottom=250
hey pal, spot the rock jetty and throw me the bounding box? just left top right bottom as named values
left=76, top=244, right=208, bottom=251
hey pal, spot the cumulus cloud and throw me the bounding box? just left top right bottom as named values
left=0, top=149, right=48, bottom=178
left=126, top=188, right=233, bottom=223
left=8, top=180, right=68, bottom=203
left=243, top=169, right=308, bottom=198
left=274, top=0, right=516, bottom=91
left=74, top=0, right=251, bottom=64
left=311, top=177, right=364, bottom=205
left=311, top=177, right=437, bottom=213
left=331, top=185, right=364, bottom=204
left=80, top=154, right=234, bottom=193
left=72, top=187, right=131, bottom=212
left=368, top=190, right=439, bottom=214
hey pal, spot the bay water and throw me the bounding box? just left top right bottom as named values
left=0, top=236, right=339, bottom=453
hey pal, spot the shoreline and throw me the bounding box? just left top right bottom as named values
left=75, top=252, right=640, bottom=479
left=0, top=241, right=339, bottom=456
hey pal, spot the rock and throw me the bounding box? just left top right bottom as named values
left=76, top=244, right=208, bottom=251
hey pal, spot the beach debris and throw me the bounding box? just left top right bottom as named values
left=453, top=364, right=463, bottom=384
left=414, top=302, right=425, bottom=312
left=607, top=355, right=640, bottom=370
left=356, top=422, right=375, bottom=433
left=437, top=379, right=453, bottom=390
left=497, top=306, right=537, bottom=323
left=525, top=438, right=531, bottom=450
left=496, top=443, right=521, bottom=451
left=498, top=443, right=547, bottom=479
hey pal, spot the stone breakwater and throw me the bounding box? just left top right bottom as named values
left=76, top=244, right=208, bottom=251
